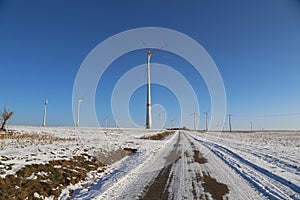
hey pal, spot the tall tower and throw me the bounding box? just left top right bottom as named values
left=145, top=50, right=152, bottom=129
left=76, top=96, right=82, bottom=127
left=43, top=99, right=48, bottom=127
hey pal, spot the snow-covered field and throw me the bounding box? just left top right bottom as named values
left=0, top=126, right=299, bottom=199
left=0, top=126, right=163, bottom=179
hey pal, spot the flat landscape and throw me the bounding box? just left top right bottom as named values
left=0, top=126, right=299, bottom=199
left=1, top=1, right=300, bottom=200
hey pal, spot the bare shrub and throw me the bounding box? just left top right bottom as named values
left=0, top=106, right=14, bottom=131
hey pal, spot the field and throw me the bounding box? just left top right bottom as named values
left=0, top=126, right=299, bottom=199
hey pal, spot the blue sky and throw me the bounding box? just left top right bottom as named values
left=1, top=0, right=300, bottom=130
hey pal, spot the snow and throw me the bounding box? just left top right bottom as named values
left=1, top=126, right=162, bottom=178
left=190, top=131, right=300, bottom=199
left=26, top=173, right=37, bottom=180
left=1, top=126, right=299, bottom=199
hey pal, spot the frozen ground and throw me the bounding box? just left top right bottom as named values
left=0, top=126, right=162, bottom=179
left=0, top=126, right=299, bottom=199
left=191, top=131, right=300, bottom=199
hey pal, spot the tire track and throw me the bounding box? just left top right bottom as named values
left=141, top=132, right=182, bottom=200
left=193, top=137, right=300, bottom=200
left=141, top=132, right=230, bottom=200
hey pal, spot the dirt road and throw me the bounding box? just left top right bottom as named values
left=95, top=131, right=263, bottom=200
left=70, top=131, right=299, bottom=199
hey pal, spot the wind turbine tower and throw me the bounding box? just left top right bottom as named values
left=115, top=117, right=120, bottom=128
left=145, top=50, right=152, bottom=129
left=227, top=114, right=232, bottom=132
left=76, top=96, right=83, bottom=127
left=170, top=118, right=175, bottom=128
left=191, top=108, right=200, bottom=131
left=204, top=112, right=209, bottom=131
left=159, top=108, right=165, bottom=129
left=42, top=99, right=48, bottom=127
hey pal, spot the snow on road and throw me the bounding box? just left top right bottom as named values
left=92, top=131, right=299, bottom=200
left=191, top=131, right=300, bottom=199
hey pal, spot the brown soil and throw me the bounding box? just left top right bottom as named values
left=141, top=164, right=172, bottom=200
left=193, top=150, right=207, bottom=164
left=0, top=147, right=134, bottom=200
left=142, top=131, right=175, bottom=140
left=95, top=148, right=134, bottom=165
left=202, top=174, right=229, bottom=200
left=0, top=154, right=103, bottom=200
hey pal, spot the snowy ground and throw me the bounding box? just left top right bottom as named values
left=0, top=126, right=299, bottom=199
left=0, top=126, right=162, bottom=179
left=191, top=131, right=300, bottom=199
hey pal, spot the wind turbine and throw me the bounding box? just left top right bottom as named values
left=203, top=111, right=209, bottom=131
left=170, top=118, right=175, bottom=128
left=105, top=117, right=108, bottom=132
left=76, top=96, right=83, bottom=127
left=42, top=99, right=48, bottom=127
left=227, top=114, right=232, bottom=132
left=145, top=49, right=152, bottom=129
left=115, top=117, right=120, bottom=128
left=159, top=108, right=165, bottom=129
left=142, top=42, right=167, bottom=129
left=191, top=106, right=200, bottom=130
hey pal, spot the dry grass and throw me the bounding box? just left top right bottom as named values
left=142, top=131, right=175, bottom=140
left=0, top=132, right=77, bottom=149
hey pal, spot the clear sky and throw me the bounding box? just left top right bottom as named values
left=1, top=0, right=300, bottom=130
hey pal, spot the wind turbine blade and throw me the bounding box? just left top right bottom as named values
left=141, top=39, right=150, bottom=51
left=81, top=94, right=87, bottom=100
left=76, top=93, right=87, bottom=101
left=151, top=44, right=168, bottom=54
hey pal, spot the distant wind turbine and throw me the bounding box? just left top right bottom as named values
left=227, top=114, right=232, bottom=132
left=170, top=118, right=175, bottom=128
left=76, top=96, right=83, bottom=127
left=115, top=117, right=120, bottom=128
left=42, top=99, right=48, bottom=127
left=203, top=111, right=209, bottom=131
left=191, top=106, right=200, bottom=130
left=105, top=117, right=108, bottom=131
left=159, top=108, right=165, bottom=129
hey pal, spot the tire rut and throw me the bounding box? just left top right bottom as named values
left=142, top=132, right=229, bottom=200
left=141, top=132, right=182, bottom=200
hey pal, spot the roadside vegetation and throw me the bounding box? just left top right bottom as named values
left=141, top=131, right=175, bottom=140
left=0, top=132, right=77, bottom=150
left=0, top=106, right=14, bottom=132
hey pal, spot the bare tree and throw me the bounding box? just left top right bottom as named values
left=1, top=106, right=14, bottom=131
